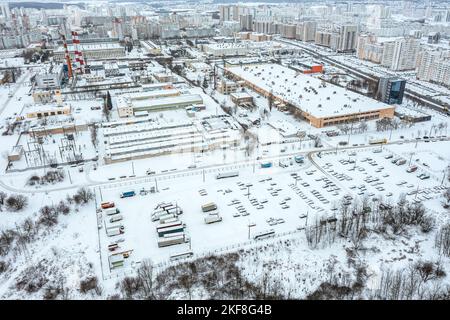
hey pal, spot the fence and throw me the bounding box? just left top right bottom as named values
left=99, top=153, right=307, bottom=191
left=103, top=227, right=305, bottom=281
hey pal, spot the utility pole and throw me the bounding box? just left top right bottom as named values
left=408, top=152, right=414, bottom=166
left=67, top=168, right=72, bottom=184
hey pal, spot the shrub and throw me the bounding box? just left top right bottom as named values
left=5, top=194, right=28, bottom=212
left=80, top=276, right=99, bottom=294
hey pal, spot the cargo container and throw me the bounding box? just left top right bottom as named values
left=216, top=171, right=239, bottom=179
left=120, top=190, right=136, bottom=198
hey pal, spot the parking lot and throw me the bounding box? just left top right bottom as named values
left=94, top=142, right=449, bottom=277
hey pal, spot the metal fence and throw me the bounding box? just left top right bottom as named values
left=103, top=228, right=305, bottom=280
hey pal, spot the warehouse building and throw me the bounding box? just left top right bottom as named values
left=224, top=63, right=395, bottom=128
left=53, top=43, right=126, bottom=62
left=117, top=92, right=204, bottom=117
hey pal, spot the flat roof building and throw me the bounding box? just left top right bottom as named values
left=225, top=63, right=395, bottom=128
left=117, top=93, right=204, bottom=117
left=53, top=43, right=126, bottom=62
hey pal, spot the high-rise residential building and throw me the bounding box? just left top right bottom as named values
left=279, top=24, right=296, bottom=39
left=219, top=5, right=231, bottom=22
left=356, top=34, right=384, bottom=64
left=232, top=5, right=240, bottom=22
left=254, top=21, right=272, bottom=34
left=380, top=41, right=395, bottom=68
left=1, top=2, right=11, bottom=19
left=239, top=14, right=253, bottom=32
left=337, top=24, right=357, bottom=52
left=416, top=50, right=450, bottom=87
left=315, top=30, right=332, bottom=47
left=427, top=32, right=440, bottom=44
left=295, top=21, right=317, bottom=42
left=377, top=77, right=406, bottom=105
left=390, top=38, right=420, bottom=71
left=112, top=18, right=124, bottom=41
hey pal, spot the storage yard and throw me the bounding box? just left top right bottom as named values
left=94, top=139, right=450, bottom=278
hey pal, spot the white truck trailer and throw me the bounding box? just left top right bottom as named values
left=205, top=215, right=222, bottom=224
left=157, top=234, right=186, bottom=248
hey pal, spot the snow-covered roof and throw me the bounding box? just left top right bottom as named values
left=226, top=63, right=394, bottom=119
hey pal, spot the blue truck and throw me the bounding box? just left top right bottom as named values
left=120, top=190, right=136, bottom=198
left=260, top=162, right=273, bottom=168
left=294, top=155, right=305, bottom=163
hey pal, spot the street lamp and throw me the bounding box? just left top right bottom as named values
left=248, top=221, right=256, bottom=240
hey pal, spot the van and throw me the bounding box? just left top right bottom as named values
left=109, top=214, right=123, bottom=223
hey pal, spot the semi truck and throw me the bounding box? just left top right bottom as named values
left=109, top=214, right=123, bottom=223
left=120, top=190, right=136, bottom=198
left=216, top=171, right=239, bottom=179
left=157, top=234, right=187, bottom=248
left=253, top=229, right=275, bottom=240
left=109, top=254, right=124, bottom=269
left=170, top=251, right=194, bottom=261
left=260, top=162, right=273, bottom=168
left=165, top=206, right=183, bottom=215
left=201, top=202, right=217, bottom=212
left=369, top=138, right=387, bottom=145
left=106, top=225, right=124, bottom=237
left=104, top=207, right=120, bottom=216
left=294, top=156, right=305, bottom=163
left=154, top=213, right=177, bottom=223
left=157, top=225, right=185, bottom=237
left=101, top=201, right=115, bottom=209
left=205, top=215, right=222, bottom=224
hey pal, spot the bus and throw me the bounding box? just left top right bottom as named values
left=170, top=251, right=194, bottom=261
left=253, top=229, right=275, bottom=240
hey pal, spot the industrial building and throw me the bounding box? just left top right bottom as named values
left=117, top=92, right=204, bottom=117
left=53, top=42, right=126, bottom=62
left=224, top=63, right=395, bottom=128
